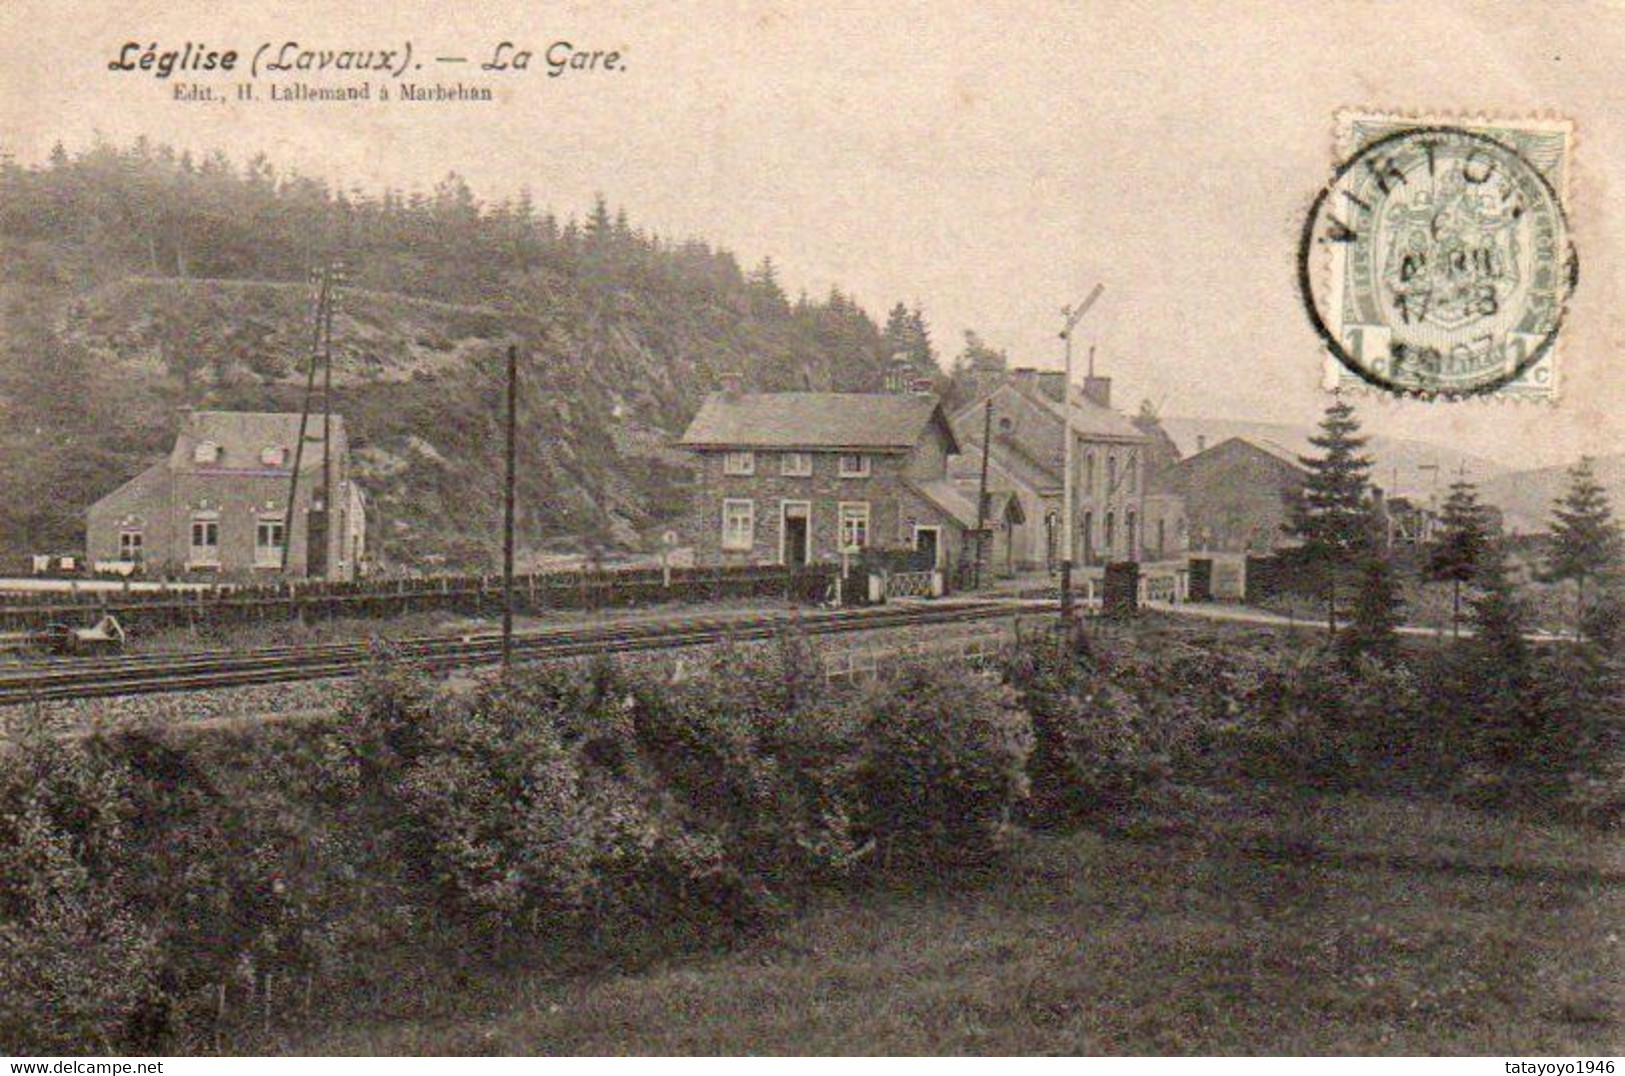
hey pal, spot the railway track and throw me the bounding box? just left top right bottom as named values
left=0, top=601, right=1027, bottom=705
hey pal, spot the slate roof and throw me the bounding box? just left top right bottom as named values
left=86, top=461, right=170, bottom=519
left=1030, top=386, right=1145, bottom=441
left=678, top=392, right=957, bottom=453
left=905, top=478, right=984, bottom=531
left=1180, top=436, right=1307, bottom=473
left=952, top=380, right=1144, bottom=488
left=170, top=411, right=346, bottom=475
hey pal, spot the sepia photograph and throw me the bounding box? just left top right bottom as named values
left=0, top=0, right=1619, bottom=1061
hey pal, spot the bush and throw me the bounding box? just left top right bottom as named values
left=1006, top=632, right=1162, bottom=824
left=629, top=633, right=859, bottom=896
left=0, top=734, right=158, bottom=1053
left=854, top=661, right=1032, bottom=866
left=394, top=683, right=594, bottom=937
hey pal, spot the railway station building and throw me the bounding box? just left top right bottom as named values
left=676, top=375, right=993, bottom=573
left=85, top=409, right=366, bottom=580
left=947, top=368, right=1185, bottom=570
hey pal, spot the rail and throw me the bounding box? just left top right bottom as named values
left=0, top=563, right=839, bottom=634
left=0, top=600, right=1024, bottom=705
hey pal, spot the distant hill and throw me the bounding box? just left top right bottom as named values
left=1477, top=454, right=1625, bottom=535
left=1159, top=416, right=1511, bottom=500
left=0, top=141, right=908, bottom=569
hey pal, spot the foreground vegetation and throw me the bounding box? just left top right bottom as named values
left=1, top=613, right=1619, bottom=1054
left=289, top=790, right=1620, bottom=1055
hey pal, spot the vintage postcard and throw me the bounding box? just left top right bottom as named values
left=0, top=0, right=1620, bottom=1062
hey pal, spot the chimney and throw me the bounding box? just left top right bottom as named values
left=1081, top=375, right=1112, bottom=410
left=909, top=377, right=936, bottom=396
left=885, top=351, right=915, bottom=393
left=1036, top=370, right=1066, bottom=403
left=1196, top=434, right=1207, bottom=454
left=718, top=371, right=743, bottom=398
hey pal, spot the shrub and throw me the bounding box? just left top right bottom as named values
left=1006, top=631, right=1162, bottom=824
left=390, top=682, right=594, bottom=937
left=630, top=633, right=858, bottom=896
left=854, top=661, right=1032, bottom=866
left=0, top=735, right=159, bottom=1053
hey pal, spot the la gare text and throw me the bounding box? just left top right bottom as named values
left=108, top=41, right=624, bottom=80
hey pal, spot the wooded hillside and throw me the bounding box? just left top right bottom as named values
left=0, top=140, right=919, bottom=568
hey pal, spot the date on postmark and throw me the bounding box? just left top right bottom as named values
left=1298, top=112, right=1577, bottom=401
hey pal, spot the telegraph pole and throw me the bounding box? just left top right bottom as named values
left=501, top=343, right=519, bottom=673
left=972, top=399, right=993, bottom=589
left=282, top=264, right=344, bottom=576
left=1058, top=284, right=1104, bottom=626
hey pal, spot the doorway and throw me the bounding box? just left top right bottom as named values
left=781, top=502, right=810, bottom=566
left=913, top=525, right=941, bottom=569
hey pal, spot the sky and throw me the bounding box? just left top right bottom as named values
left=2, top=0, right=1621, bottom=475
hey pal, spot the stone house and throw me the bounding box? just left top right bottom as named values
left=86, top=410, right=366, bottom=580
left=1161, top=436, right=1307, bottom=553
left=949, top=368, right=1182, bottom=569
left=676, top=382, right=987, bottom=571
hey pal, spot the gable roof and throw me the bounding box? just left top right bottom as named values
left=678, top=392, right=957, bottom=453
left=1177, top=435, right=1307, bottom=474
left=905, top=478, right=984, bottom=531
left=171, top=410, right=347, bottom=475
left=87, top=461, right=170, bottom=519
left=951, top=380, right=1144, bottom=488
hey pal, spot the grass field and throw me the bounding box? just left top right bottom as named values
left=273, top=788, right=1622, bottom=1055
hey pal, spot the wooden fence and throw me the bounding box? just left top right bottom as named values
left=0, top=564, right=839, bottom=635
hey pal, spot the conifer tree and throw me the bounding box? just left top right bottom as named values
left=1290, top=397, right=1377, bottom=634
left=1339, top=552, right=1405, bottom=667
left=1546, top=457, right=1622, bottom=640
left=1428, top=478, right=1489, bottom=638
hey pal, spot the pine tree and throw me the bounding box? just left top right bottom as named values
left=1546, top=457, right=1623, bottom=640
left=881, top=302, right=914, bottom=357
left=1339, top=552, right=1405, bottom=667
left=907, top=305, right=936, bottom=371
left=1428, top=478, right=1489, bottom=637
left=1290, top=397, right=1377, bottom=634
left=1466, top=542, right=1533, bottom=766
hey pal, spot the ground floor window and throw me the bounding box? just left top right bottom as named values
left=838, top=502, right=870, bottom=551
left=118, top=529, right=143, bottom=563
left=256, top=515, right=286, bottom=566
left=189, top=514, right=220, bottom=565
left=721, top=499, right=755, bottom=551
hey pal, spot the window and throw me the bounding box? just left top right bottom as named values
left=838, top=502, right=870, bottom=550
left=721, top=499, right=755, bottom=551
left=193, top=440, right=220, bottom=465
left=189, top=513, right=220, bottom=565
left=723, top=451, right=755, bottom=476
left=261, top=445, right=288, bottom=467
left=255, top=515, right=286, bottom=566
left=1085, top=452, right=1096, bottom=489
left=998, top=416, right=1014, bottom=433
left=1104, top=511, right=1115, bottom=557
left=118, top=530, right=143, bottom=564
left=1107, top=454, right=1117, bottom=490
left=780, top=452, right=812, bottom=477
left=1127, top=452, right=1138, bottom=492
left=838, top=454, right=870, bottom=478
left=1126, top=510, right=1138, bottom=560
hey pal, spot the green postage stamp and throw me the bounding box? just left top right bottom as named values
left=1298, top=111, right=1577, bottom=401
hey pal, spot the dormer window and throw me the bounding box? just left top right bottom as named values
left=193, top=440, right=220, bottom=465
left=261, top=445, right=288, bottom=467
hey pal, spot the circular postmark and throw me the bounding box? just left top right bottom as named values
left=1298, top=124, right=1577, bottom=399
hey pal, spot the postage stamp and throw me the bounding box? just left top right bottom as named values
left=1298, top=112, right=1577, bottom=401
